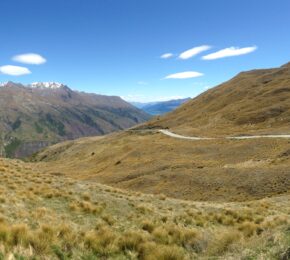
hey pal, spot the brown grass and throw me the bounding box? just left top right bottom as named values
left=32, top=130, right=290, bottom=202
left=0, top=158, right=289, bottom=259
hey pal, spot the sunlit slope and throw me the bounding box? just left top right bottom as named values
left=142, top=62, right=290, bottom=136
left=32, top=130, right=290, bottom=202
left=0, top=158, right=289, bottom=259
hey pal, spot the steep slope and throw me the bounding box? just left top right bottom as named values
left=132, top=98, right=191, bottom=115
left=0, top=82, right=150, bottom=158
left=143, top=62, right=290, bottom=136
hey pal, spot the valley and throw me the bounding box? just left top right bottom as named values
left=1, top=1, right=290, bottom=259
left=131, top=98, right=191, bottom=115
left=0, top=63, right=290, bottom=259
left=32, top=129, right=290, bottom=202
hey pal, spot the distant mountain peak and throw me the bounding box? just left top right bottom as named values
left=0, top=82, right=9, bottom=87
left=28, top=82, right=66, bottom=89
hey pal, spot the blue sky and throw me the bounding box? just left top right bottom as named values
left=0, top=0, right=289, bottom=102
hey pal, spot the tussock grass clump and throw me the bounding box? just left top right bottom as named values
left=29, top=225, right=56, bottom=254
left=82, top=192, right=91, bottom=201
left=0, top=224, right=9, bottom=242
left=136, top=204, right=154, bottom=214
left=152, top=226, right=169, bottom=244
left=145, top=244, right=186, bottom=260
left=207, top=228, right=242, bottom=255
left=238, top=221, right=258, bottom=237
left=9, top=223, right=29, bottom=246
left=141, top=220, right=156, bottom=233
left=70, top=200, right=104, bottom=215
left=101, top=214, right=115, bottom=226
left=118, top=230, right=147, bottom=252
left=85, top=227, right=118, bottom=256
left=158, top=194, right=167, bottom=201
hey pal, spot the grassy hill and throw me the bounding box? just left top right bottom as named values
left=4, top=63, right=290, bottom=258
left=0, top=158, right=289, bottom=259
left=31, top=63, right=290, bottom=202
left=32, top=130, right=290, bottom=202
left=142, top=62, right=290, bottom=136
left=0, top=82, right=150, bottom=158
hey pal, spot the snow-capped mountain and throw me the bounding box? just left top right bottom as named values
left=0, top=82, right=8, bottom=87
left=28, top=82, right=65, bottom=89
left=0, top=81, right=150, bottom=158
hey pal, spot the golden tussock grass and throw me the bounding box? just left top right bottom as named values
left=0, top=158, right=289, bottom=259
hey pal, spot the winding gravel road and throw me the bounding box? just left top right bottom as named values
left=159, top=129, right=290, bottom=140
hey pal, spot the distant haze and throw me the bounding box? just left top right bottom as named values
left=131, top=98, right=191, bottom=115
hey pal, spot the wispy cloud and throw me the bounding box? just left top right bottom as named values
left=202, top=46, right=257, bottom=60
left=12, top=53, right=47, bottom=65
left=179, top=45, right=211, bottom=60
left=160, top=53, right=174, bottom=59
left=137, top=81, right=148, bottom=85
left=165, top=71, right=203, bottom=79
left=0, top=65, right=31, bottom=76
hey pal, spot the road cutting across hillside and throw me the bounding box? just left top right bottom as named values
left=159, top=129, right=290, bottom=140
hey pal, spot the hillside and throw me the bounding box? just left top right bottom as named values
left=31, top=63, right=290, bottom=202
left=0, top=157, right=289, bottom=259
left=32, top=130, right=290, bottom=202
left=142, top=62, right=290, bottom=136
left=0, top=82, right=150, bottom=158
left=8, top=63, right=290, bottom=258
left=131, top=98, right=191, bottom=115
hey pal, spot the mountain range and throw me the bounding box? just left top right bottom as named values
left=131, top=98, right=191, bottom=115
left=0, top=82, right=150, bottom=158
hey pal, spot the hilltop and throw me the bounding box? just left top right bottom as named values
left=0, top=82, right=150, bottom=158
left=143, top=62, right=290, bottom=136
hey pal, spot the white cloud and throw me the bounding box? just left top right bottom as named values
left=202, top=46, right=257, bottom=60
left=179, top=45, right=211, bottom=60
left=137, top=81, right=148, bottom=85
left=165, top=71, right=203, bottom=79
left=161, top=53, right=174, bottom=59
left=203, top=86, right=212, bottom=90
left=12, top=53, right=46, bottom=65
left=0, top=65, right=31, bottom=76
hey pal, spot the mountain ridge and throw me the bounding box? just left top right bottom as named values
left=0, top=82, right=150, bottom=158
left=141, top=62, right=290, bottom=136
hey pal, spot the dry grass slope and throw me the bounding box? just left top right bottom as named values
left=32, top=130, right=290, bottom=202
left=0, top=158, right=289, bottom=259
left=143, top=62, right=290, bottom=136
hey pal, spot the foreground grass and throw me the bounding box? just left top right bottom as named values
left=0, top=158, right=289, bottom=259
